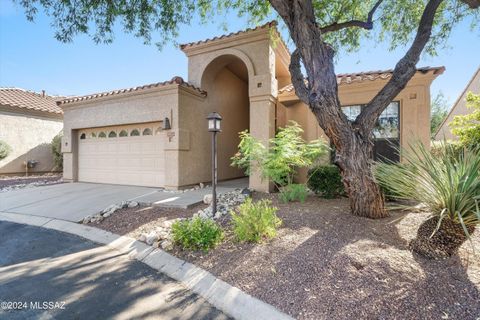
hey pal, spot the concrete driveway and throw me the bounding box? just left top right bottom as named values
left=0, top=220, right=229, bottom=320
left=0, top=183, right=161, bottom=222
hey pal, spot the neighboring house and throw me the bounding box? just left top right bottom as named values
left=59, top=22, right=443, bottom=192
left=434, top=67, right=480, bottom=140
left=0, top=88, right=63, bottom=175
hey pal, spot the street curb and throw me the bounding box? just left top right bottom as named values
left=0, top=211, right=294, bottom=320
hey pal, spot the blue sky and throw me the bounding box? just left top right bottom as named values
left=0, top=1, right=479, bottom=108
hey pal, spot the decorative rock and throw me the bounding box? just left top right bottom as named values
left=160, top=240, right=173, bottom=250
left=241, top=188, right=252, bottom=197
left=128, top=201, right=139, bottom=208
left=138, top=233, right=147, bottom=242
left=203, top=194, right=213, bottom=205
left=146, top=232, right=159, bottom=245
left=103, top=212, right=111, bottom=218
left=199, top=182, right=205, bottom=189
left=83, top=215, right=92, bottom=224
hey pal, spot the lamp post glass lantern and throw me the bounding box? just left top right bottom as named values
left=207, top=112, right=222, bottom=215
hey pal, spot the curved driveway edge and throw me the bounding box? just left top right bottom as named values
left=0, top=211, right=294, bottom=320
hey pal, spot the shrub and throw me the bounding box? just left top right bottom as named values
left=307, top=165, right=345, bottom=198
left=232, top=121, right=328, bottom=188
left=449, top=92, right=480, bottom=149
left=374, top=142, right=480, bottom=239
left=231, top=198, right=281, bottom=243
left=171, top=217, right=223, bottom=252
left=51, top=132, right=63, bottom=170
left=430, top=140, right=463, bottom=159
left=279, top=183, right=308, bottom=203
left=0, top=140, right=12, bottom=160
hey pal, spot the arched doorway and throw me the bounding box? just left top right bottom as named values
left=201, top=55, right=250, bottom=181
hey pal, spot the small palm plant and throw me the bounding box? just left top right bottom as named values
left=375, top=142, right=480, bottom=258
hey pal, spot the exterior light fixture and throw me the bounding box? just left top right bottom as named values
left=162, top=117, right=171, bottom=130
left=207, top=112, right=222, bottom=132
left=207, top=112, right=222, bottom=215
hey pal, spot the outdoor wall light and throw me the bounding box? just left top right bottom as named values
left=162, top=117, right=171, bottom=130
left=207, top=112, right=222, bottom=132
left=207, top=112, right=222, bottom=214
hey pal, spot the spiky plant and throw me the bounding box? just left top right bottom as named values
left=375, top=142, right=480, bottom=242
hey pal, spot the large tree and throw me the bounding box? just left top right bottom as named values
left=15, top=0, right=479, bottom=218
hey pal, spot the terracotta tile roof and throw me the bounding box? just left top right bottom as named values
left=0, top=88, right=63, bottom=114
left=180, top=21, right=278, bottom=50
left=58, top=77, right=207, bottom=105
left=279, top=66, right=445, bottom=94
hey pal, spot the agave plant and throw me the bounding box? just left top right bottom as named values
left=374, top=142, right=480, bottom=239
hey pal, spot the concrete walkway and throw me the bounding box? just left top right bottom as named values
left=0, top=220, right=229, bottom=320
left=0, top=178, right=247, bottom=222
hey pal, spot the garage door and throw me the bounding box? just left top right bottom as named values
left=78, top=122, right=165, bottom=187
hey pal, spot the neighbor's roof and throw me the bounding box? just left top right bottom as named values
left=279, top=66, right=445, bottom=94
left=58, top=77, right=207, bottom=105
left=180, top=21, right=278, bottom=50
left=0, top=88, right=63, bottom=114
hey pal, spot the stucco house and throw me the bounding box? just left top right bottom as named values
left=59, top=22, right=443, bottom=192
left=0, top=88, right=63, bottom=175
left=434, top=66, right=480, bottom=140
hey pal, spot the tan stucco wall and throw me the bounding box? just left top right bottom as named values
left=435, top=67, right=480, bottom=140
left=280, top=73, right=436, bottom=183
left=0, top=109, right=63, bottom=174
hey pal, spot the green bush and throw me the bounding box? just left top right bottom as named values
left=0, top=140, right=12, bottom=160
left=307, top=165, right=345, bottom=198
left=51, top=132, right=63, bottom=170
left=231, top=198, right=281, bottom=243
left=430, top=140, right=463, bottom=159
left=374, top=142, right=480, bottom=238
left=449, top=92, right=480, bottom=149
left=232, top=121, right=328, bottom=188
left=171, top=217, right=223, bottom=252
left=279, top=183, right=308, bottom=203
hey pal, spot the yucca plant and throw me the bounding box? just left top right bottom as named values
left=374, top=142, right=480, bottom=258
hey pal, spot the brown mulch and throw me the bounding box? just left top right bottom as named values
left=93, top=194, right=480, bottom=320
left=93, top=204, right=206, bottom=239
left=0, top=174, right=63, bottom=189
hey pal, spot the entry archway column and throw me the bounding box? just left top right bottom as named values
left=249, top=94, right=276, bottom=192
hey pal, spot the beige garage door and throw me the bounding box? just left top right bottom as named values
left=78, top=122, right=165, bottom=187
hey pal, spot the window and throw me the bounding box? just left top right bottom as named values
left=108, top=131, right=117, bottom=138
left=98, top=132, right=107, bottom=138
left=142, top=128, right=152, bottom=136
left=155, top=127, right=162, bottom=135
left=130, top=129, right=140, bottom=136
left=341, top=102, right=399, bottom=139
left=80, top=133, right=86, bottom=140
left=119, top=130, right=128, bottom=137
left=90, top=132, right=97, bottom=138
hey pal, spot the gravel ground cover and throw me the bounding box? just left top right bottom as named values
left=0, top=174, right=63, bottom=192
left=93, top=193, right=480, bottom=320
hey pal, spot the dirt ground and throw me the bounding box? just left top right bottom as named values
left=95, top=194, right=480, bottom=320
left=0, top=174, right=62, bottom=190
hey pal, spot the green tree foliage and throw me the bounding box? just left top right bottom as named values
left=308, top=165, right=345, bottom=198
left=231, top=121, right=328, bottom=188
left=449, top=92, right=480, bottom=148
left=51, top=132, right=63, bottom=170
left=430, top=92, right=449, bottom=137
left=0, top=140, right=12, bottom=160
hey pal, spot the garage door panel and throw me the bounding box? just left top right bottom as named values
left=78, top=123, right=165, bottom=187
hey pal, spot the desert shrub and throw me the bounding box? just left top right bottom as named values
left=51, top=132, right=63, bottom=170
left=373, top=163, right=406, bottom=200
left=0, top=140, right=12, bottom=160
left=279, top=183, right=308, bottom=203
left=449, top=92, right=480, bottom=149
left=374, top=142, right=480, bottom=239
left=171, top=217, right=223, bottom=252
left=307, top=165, right=345, bottom=198
left=231, top=198, right=281, bottom=243
left=430, top=140, right=463, bottom=159
left=232, top=121, right=328, bottom=188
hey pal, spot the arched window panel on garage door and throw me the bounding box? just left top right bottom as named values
left=119, top=130, right=128, bottom=137
left=130, top=129, right=140, bottom=136
left=98, top=132, right=107, bottom=138
left=108, top=131, right=117, bottom=138
left=142, top=128, right=153, bottom=136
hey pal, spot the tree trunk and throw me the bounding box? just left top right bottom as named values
left=334, top=133, right=387, bottom=219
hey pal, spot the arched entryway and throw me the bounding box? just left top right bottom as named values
left=201, top=55, right=250, bottom=181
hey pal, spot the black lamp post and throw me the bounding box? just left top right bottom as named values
left=207, top=112, right=222, bottom=215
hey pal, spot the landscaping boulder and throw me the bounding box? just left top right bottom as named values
left=203, top=194, right=213, bottom=205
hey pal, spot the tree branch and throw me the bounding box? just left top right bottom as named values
left=289, top=49, right=310, bottom=104
left=460, top=0, right=480, bottom=9
left=357, top=0, right=444, bottom=133
left=320, top=0, right=384, bottom=34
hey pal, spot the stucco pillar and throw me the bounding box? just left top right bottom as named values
left=61, top=129, right=78, bottom=182
left=249, top=95, right=276, bottom=192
